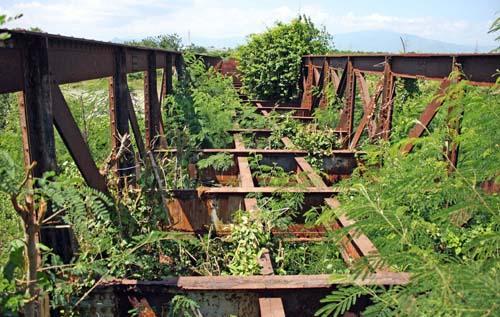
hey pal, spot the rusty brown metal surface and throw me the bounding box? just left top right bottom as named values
left=52, top=85, right=108, bottom=193
left=304, top=53, right=500, bottom=85
left=144, top=51, right=161, bottom=150
left=375, top=59, right=396, bottom=140
left=109, top=48, right=136, bottom=183
left=259, top=297, right=286, bottom=317
left=0, top=29, right=221, bottom=94
left=300, top=57, right=314, bottom=110
left=402, top=80, right=450, bottom=153
left=337, top=60, right=356, bottom=140
left=17, top=36, right=74, bottom=262
left=0, top=31, right=447, bottom=314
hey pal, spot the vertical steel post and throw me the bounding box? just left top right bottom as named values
left=160, top=53, right=173, bottom=106
left=109, top=48, right=135, bottom=186
left=174, top=54, right=185, bottom=83
left=144, top=51, right=161, bottom=150
left=19, top=35, right=73, bottom=262
left=300, top=57, right=313, bottom=110
left=376, top=58, right=396, bottom=140
left=318, top=59, right=330, bottom=109
left=337, top=59, right=356, bottom=141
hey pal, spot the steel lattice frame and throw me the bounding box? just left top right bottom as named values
left=1, top=29, right=499, bottom=316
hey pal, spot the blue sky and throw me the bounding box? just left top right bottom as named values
left=1, top=0, right=498, bottom=47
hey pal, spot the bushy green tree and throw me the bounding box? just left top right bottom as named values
left=237, top=15, right=332, bottom=102
left=126, top=33, right=183, bottom=51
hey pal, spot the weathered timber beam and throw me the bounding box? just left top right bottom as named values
left=199, top=186, right=340, bottom=195
left=233, top=134, right=259, bottom=211
left=259, top=298, right=285, bottom=317
left=324, top=198, right=381, bottom=267
left=51, top=85, right=108, bottom=193
left=158, top=148, right=359, bottom=156
left=102, top=272, right=410, bottom=290
left=166, top=148, right=309, bottom=156
left=286, top=143, right=382, bottom=267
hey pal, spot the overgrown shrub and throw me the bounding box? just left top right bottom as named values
left=237, top=15, right=332, bottom=102
left=314, top=80, right=500, bottom=317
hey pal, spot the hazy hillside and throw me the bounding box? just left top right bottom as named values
left=333, top=30, right=495, bottom=53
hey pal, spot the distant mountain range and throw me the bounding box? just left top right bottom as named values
left=332, top=30, right=495, bottom=53
left=113, top=30, right=496, bottom=53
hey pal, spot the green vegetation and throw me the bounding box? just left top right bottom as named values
left=237, top=15, right=333, bottom=101
left=489, top=15, right=500, bottom=52
left=1, top=13, right=499, bottom=317
left=125, top=34, right=183, bottom=51
left=312, top=79, right=500, bottom=317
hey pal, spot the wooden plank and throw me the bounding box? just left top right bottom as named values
left=295, top=157, right=327, bottom=188
left=105, top=272, right=411, bottom=290
left=233, top=133, right=245, bottom=150
left=244, top=198, right=259, bottom=211
left=324, top=198, right=380, bottom=261
left=280, top=137, right=294, bottom=148
left=238, top=157, right=254, bottom=187
left=259, top=298, right=285, bottom=317
left=162, top=148, right=308, bottom=156
left=229, top=128, right=273, bottom=133
left=159, top=148, right=360, bottom=155
left=200, top=187, right=341, bottom=195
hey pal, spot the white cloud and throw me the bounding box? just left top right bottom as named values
left=0, top=0, right=495, bottom=46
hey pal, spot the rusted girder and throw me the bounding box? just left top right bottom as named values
left=0, top=29, right=221, bottom=94
left=304, top=53, right=500, bottom=85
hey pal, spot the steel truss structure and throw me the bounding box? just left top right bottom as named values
left=0, top=29, right=499, bottom=316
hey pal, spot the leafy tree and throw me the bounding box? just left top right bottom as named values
left=126, top=33, right=183, bottom=51
left=0, top=14, right=23, bottom=40
left=237, top=15, right=333, bottom=102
